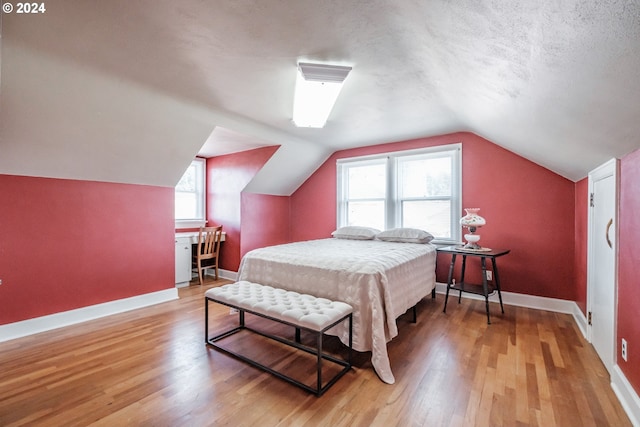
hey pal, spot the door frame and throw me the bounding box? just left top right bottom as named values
left=586, top=158, right=619, bottom=373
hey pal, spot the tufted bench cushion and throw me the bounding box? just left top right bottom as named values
left=204, top=281, right=353, bottom=396
left=205, top=281, right=353, bottom=332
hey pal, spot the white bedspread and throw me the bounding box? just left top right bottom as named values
left=237, top=238, right=437, bottom=384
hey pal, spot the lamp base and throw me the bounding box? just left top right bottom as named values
left=460, top=233, right=491, bottom=251
left=457, top=245, right=492, bottom=252
left=463, top=233, right=482, bottom=250
left=462, top=242, right=482, bottom=250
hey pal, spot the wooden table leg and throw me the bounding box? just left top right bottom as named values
left=481, top=257, right=491, bottom=324
left=443, top=254, right=456, bottom=313
left=492, top=257, right=505, bottom=313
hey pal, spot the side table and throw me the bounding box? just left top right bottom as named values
left=437, top=246, right=510, bottom=324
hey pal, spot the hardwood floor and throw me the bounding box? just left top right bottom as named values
left=0, top=279, right=631, bottom=426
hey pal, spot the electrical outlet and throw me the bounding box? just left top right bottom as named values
left=0, top=279, right=3, bottom=286
left=229, top=307, right=239, bottom=315
left=485, top=271, right=492, bottom=281
left=622, top=338, right=628, bottom=362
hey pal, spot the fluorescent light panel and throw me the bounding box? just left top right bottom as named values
left=293, top=62, right=352, bottom=128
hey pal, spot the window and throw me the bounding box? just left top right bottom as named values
left=337, top=144, right=461, bottom=244
left=175, top=158, right=206, bottom=227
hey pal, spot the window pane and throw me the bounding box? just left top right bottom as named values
left=175, top=159, right=205, bottom=221
left=402, top=200, right=451, bottom=238
left=175, top=192, right=197, bottom=219
left=337, top=144, right=460, bottom=242
left=347, top=201, right=385, bottom=230
left=348, top=163, right=386, bottom=199
left=176, top=165, right=196, bottom=192
left=399, top=157, right=451, bottom=198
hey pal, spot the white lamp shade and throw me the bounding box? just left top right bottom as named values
left=460, top=208, right=486, bottom=227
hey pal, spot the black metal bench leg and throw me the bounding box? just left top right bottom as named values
left=348, top=314, right=353, bottom=366
left=205, top=294, right=352, bottom=397
left=204, top=298, right=209, bottom=343
left=316, top=332, right=323, bottom=395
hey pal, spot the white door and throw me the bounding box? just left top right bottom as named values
left=587, top=158, right=618, bottom=374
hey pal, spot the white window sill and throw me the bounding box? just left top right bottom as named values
left=175, top=220, right=207, bottom=229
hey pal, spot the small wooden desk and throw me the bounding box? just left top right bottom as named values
left=437, top=246, right=510, bottom=324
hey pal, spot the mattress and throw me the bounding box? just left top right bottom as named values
left=237, top=238, right=437, bottom=384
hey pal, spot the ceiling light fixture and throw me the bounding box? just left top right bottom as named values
left=292, top=62, right=352, bottom=128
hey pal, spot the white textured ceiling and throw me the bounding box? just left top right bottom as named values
left=198, top=127, right=272, bottom=159
left=1, top=0, right=639, bottom=194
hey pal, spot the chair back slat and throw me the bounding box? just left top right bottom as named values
left=198, top=226, right=223, bottom=258
left=193, top=225, right=223, bottom=286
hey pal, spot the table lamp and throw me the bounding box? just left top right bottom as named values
left=460, top=208, right=486, bottom=249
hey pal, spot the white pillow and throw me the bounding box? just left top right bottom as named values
left=331, top=226, right=381, bottom=240
left=376, top=228, right=434, bottom=243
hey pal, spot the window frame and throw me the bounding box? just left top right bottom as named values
left=175, top=158, right=207, bottom=229
left=336, top=156, right=389, bottom=231
left=336, top=143, right=462, bottom=245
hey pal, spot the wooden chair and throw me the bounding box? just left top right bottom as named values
left=192, top=226, right=223, bottom=286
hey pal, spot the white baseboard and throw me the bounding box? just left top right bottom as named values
left=435, top=282, right=581, bottom=316
left=612, top=365, right=640, bottom=427
left=177, top=269, right=238, bottom=288
left=571, top=303, right=589, bottom=339
left=0, top=288, right=179, bottom=343
left=216, top=268, right=238, bottom=281
left=435, top=282, right=589, bottom=337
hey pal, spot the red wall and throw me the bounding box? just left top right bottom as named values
left=291, top=132, right=577, bottom=301
left=206, top=146, right=279, bottom=271
left=617, top=148, right=640, bottom=393
left=241, top=193, right=290, bottom=256
left=574, top=178, right=589, bottom=315
left=0, top=174, right=174, bottom=325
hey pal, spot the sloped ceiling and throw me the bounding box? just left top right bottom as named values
left=1, top=1, right=639, bottom=194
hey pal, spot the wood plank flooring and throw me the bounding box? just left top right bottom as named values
left=0, top=280, right=631, bottom=426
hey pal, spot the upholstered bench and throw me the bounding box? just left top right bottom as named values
left=204, top=281, right=353, bottom=396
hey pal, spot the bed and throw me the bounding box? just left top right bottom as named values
left=237, top=229, right=437, bottom=384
